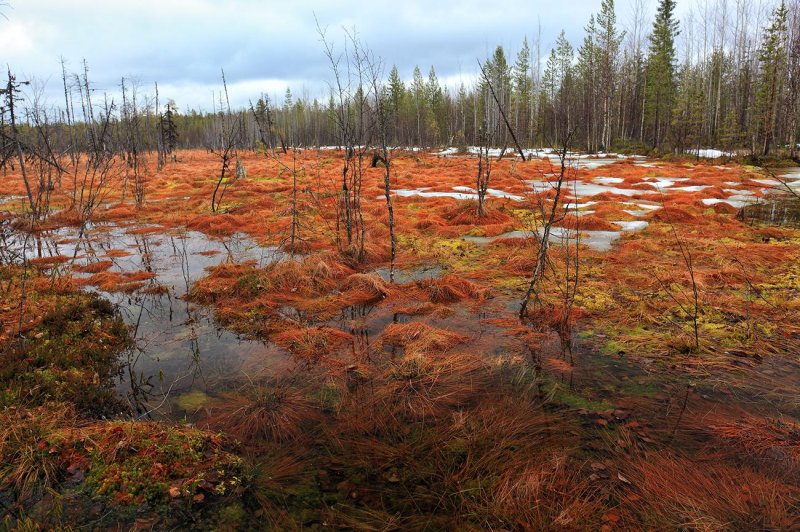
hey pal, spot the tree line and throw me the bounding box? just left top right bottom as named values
left=2, top=0, right=799, bottom=165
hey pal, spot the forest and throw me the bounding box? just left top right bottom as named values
left=1, top=0, right=799, bottom=529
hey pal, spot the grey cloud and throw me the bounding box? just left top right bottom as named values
left=2, top=0, right=683, bottom=110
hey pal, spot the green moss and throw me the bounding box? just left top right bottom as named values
left=0, top=286, right=132, bottom=416
left=549, top=385, right=613, bottom=410
left=248, top=175, right=282, bottom=183
left=601, top=339, right=627, bottom=356
left=216, top=502, right=247, bottom=528
left=84, top=422, right=243, bottom=508
left=175, top=390, right=211, bottom=412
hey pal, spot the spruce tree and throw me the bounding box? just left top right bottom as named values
left=411, top=66, right=426, bottom=146
left=387, top=65, right=405, bottom=145
left=426, top=66, right=444, bottom=145
left=755, top=1, right=788, bottom=156
left=513, top=38, right=533, bottom=143
left=644, top=0, right=679, bottom=149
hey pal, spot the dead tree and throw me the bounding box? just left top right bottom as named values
left=554, top=176, right=581, bottom=358
left=368, top=54, right=397, bottom=281
left=520, top=132, right=573, bottom=318
left=651, top=197, right=702, bottom=353
left=60, top=57, right=78, bottom=170
left=318, top=23, right=374, bottom=262
left=210, top=69, right=243, bottom=213
left=478, top=59, right=527, bottom=161
left=120, top=77, right=146, bottom=205
left=476, top=120, right=492, bottom=217
left=266, top=138, right=305, bottom=252
left=26, top=89, right=66, bottom=220
left=71, top=64, right=123, bottom=224
left=250, top=95, right=276, bottom=157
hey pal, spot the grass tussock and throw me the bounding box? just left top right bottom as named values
left=271, top=326, right=353, bottom=359
left=621, top=452, right=800, bottom=530
left=710, top=416, right=800, bottom=477
left=378, top=321, right=467, bottom=356
left=204, top=381, right=320, bottom=445
left=420, top=274, right=489, bottom=303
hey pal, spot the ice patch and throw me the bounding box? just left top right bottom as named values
left=686, top=148, right=734, bottom=158
left=613, top=221, right=649, bottom=231
left=593, top=177, right=625, bottom=185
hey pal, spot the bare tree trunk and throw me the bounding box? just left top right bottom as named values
left=479, top=60, right=527, bottom=161
left=520, top=135, right=572, bottom=318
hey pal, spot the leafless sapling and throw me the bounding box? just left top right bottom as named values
left=210, top=69, right=243, bottom=213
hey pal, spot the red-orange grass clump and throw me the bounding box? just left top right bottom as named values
left=419, top=274, right=489, bottom=304
left=379, top=321, right=467, bottom=356
left=559, top=214, right=618, bottom=231
left=203, top=382, right=320, bottom=445
left=620, top=452, right=800, bottom=529
left=73, top=260, right=114, bottom=274
left=271, top=326, right=353, bottom=360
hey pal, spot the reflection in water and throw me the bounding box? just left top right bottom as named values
left=737, top=197, right=800, bottom=226
left=0, top=221, right=287, bottom=417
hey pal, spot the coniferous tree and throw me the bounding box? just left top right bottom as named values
left=426, top=66, right=445, bottom=145
left=556, top=31, right=575, bottom=142
left=387, top=65, right=406, bottom=145
left=513, top=39, right=533, bottom=144
left=755, top=1, right=788, bottom=155
left=411, top=66, right=426, bottom=146
left=645, top=0, right=679, bottom=149
left=597, top=0, right=623, bottom=150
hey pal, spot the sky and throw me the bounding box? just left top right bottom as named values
left=1, top=0, right=700, bottom=112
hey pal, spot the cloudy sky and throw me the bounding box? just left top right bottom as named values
left=1, top=0, right=698, bottom=112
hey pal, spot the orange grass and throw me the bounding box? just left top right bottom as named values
left=620, top=452, right=800, bottom=529
left=2, top=150, right=799, bottom=527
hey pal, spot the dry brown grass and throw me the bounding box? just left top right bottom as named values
left=378, top=321, right=467, bottom=356
left=709, top=415, right=800, bottom=477
left=271, top=326, right=353, bottom=359
left=373, top=352, right=487, bottom=422
left=204, top=381, right=320, bottom=445
left=420, top=274, right=489, bottom=303
left=0, top=404, right=75, bottom=501
left=620, top=452, right=800, bottom=530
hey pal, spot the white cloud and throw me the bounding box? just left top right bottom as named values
left=1, top=0, right=702, bottom=110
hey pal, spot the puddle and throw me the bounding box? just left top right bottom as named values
left=775, top=167, right=800, bottom=181
left=686, top=148, right=734, bottom=158
left=373, top=264, right=445, bottom=283
left=614, top=220, right=649, bottom=231
left=0, top=195, right=27, bottom=207
left=637, top=177, right=690, bottom=188
left=393, top=189, right=478, bottom=200
left=451, top=185, right=525, bottom=201
left=737, top=198, right=800, bottom=226
left=1, top=222, right=288, bottom=413
left=433, top=147, right=638, bottom=170
left=593, top=177, right=625, bottom=185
